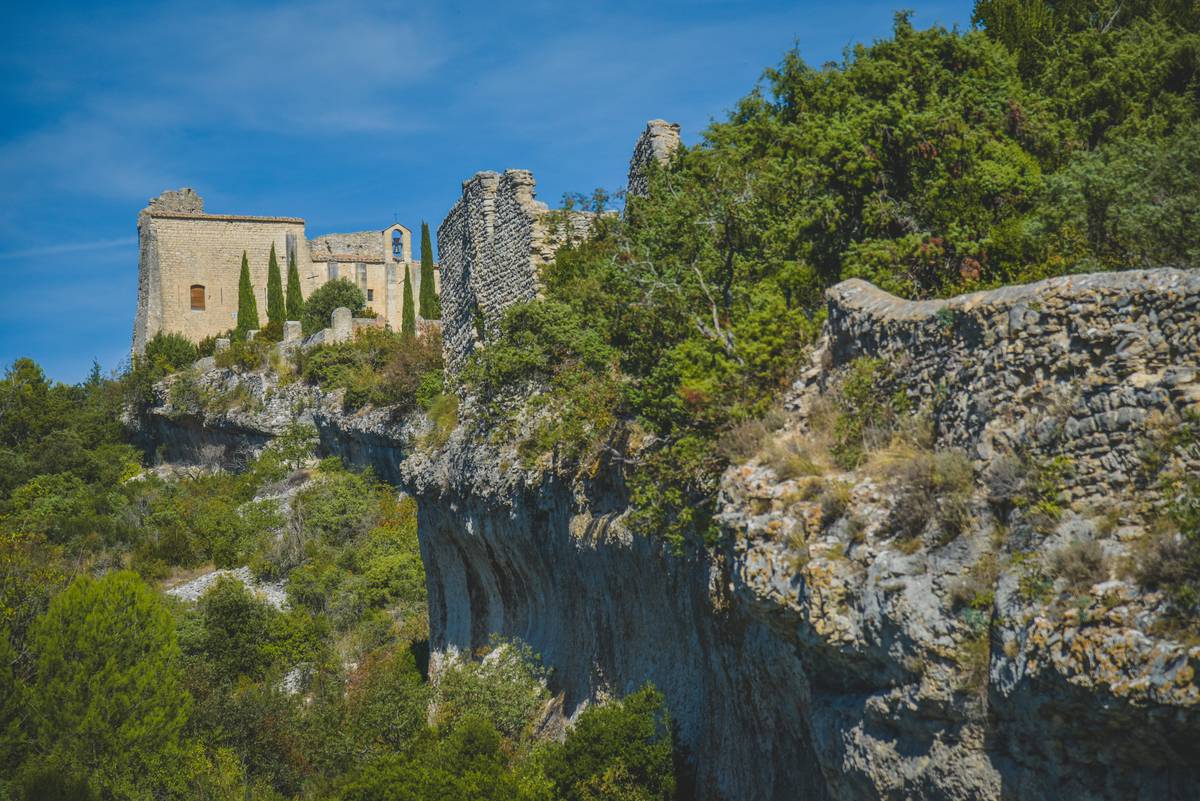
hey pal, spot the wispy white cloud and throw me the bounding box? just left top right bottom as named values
left=0, top=236, right=136, bottom=261
left=0, top=0, right=448, bottom=209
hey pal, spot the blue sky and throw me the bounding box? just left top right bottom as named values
left=0, top=0, right=974, bottom=383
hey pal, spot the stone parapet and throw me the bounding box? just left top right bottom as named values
left=815, top=268, right=1200, bottom=500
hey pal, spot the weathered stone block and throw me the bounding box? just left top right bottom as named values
left=331, top=307, right=352, bottom=343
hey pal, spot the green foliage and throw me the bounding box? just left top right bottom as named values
left=0, top=628, right=28, bottom=778
left=419, top=221, right=440, bottom=319
left=143, top=331, right=198, bottom=373
left=434, top=639, right=549, bottom=740
left=301, top=279, right=365, bottom=335
left=266, top=243, right=286, bottom=338
left=301, top=327, right=444, bottom=412
left=542, top=684, right=676, bottom=801
left=237, top=251, right=260, bottom=334
left=200, top=576, right=274, bottom=682
left=341, top=718, right=531, bottom=801
left=1034, top=122, right=1200, bottom=271
left=826, top=358, right=909, bottom=470
left=213, top=335, right=274, bottom=372
left=29, top=571, right=190, bottom=799
left=402, top=266, right=417, bottom=337
left=286, top=252, right=305, bottom=322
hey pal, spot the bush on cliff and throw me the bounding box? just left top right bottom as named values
left=541, top=684, right=676, bottom=801
left=301, top=327, right=443, bottom=412
left=301, top=279, right=365, bottom=335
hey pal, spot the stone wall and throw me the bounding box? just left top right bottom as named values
left=436, top=170, right=595, bottom=372
left=627, top=119, right=681, bottom=198
left=816, top=268, right=1200, bottom=501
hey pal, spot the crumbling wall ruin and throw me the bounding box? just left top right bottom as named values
left=627, top=119, right=681, bottom=198
left=436, top=170, right=596, bottom=372
left=436, top=119, right=681, bottom=372
left=814, top=268, right=1200, bottom=502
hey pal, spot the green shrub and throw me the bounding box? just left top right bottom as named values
left=301, top=279, right=366, bottom=335
left=542, top=684, right=676, bottom=801
left=200, top=575, right=274, bottom=682
left=29, top=572, right=190, bottom=798
left=301, top=328, right=443, bottom=412
left=143, top=331, right=198, bottom=373
left=214, top=336, right=273, bottom=372
left=433, top=639, right=549, bottom=740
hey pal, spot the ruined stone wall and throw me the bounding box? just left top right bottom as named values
left=627, top=119, right=681, bottom=198
left=818, top=268, right=1200, bottom=501
left=436, top=170, right=599, bottom=372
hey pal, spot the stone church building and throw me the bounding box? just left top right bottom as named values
left=132, top=188, right=437, bottom=352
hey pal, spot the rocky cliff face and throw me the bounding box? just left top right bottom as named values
left=137, top=268, right=1200, bottom=801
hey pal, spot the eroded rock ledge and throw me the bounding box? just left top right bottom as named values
left=138, top=267, right=1200, bottom=801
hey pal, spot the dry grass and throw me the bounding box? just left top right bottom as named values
left=1050, top=539, right=1109, bottom=591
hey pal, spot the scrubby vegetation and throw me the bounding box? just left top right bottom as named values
left=301, top=279, right=367, bottom=335
left=460, top=3, right=1200, bottom=546
left=299, top=327, right=445, bottom=413
left=0, top=359, right=677, bottom=800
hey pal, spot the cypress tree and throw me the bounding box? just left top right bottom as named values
left=401, top=265, right=417, bottom=337
left=418, top=221, right=439, bottom=319
left=285, top=252, right=304, bottom=321
left=266, top=243, right=285, bottom=334
left=236, top=251, right=259, bottom=333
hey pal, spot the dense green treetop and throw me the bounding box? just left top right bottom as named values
left=301, top=279, right=366, bottom=335
left=29, top=571, right=191, bottom=799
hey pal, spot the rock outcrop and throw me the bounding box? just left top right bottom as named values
left=137, top=267, right=1200, bottom=800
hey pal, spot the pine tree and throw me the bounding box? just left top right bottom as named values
left=236, top=251, right=259, bottom=333
left=30, top=571, right=190, bottom=797
left=286, top=251, right=304, bottom=321
left=418, top=221, right=439, bottom=319
left=266, top=243, right=285, bottom=336
left=402, top=265, right=417, bottom=337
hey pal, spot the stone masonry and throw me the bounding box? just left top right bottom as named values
left=627, top=119, right=681, bottom=198
left=812, top=268, right=1200, bottom=501
left=436, top=119, right=680, bottom=373
left=132, top=189, right=432, bottom=352
left=436, top=170, right=597, bottom=372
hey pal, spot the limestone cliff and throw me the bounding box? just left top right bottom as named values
left=135, top=268, right=1200, bottom=801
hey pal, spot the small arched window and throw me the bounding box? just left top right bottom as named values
left=190, top=284, right=206, bottom=310
left=392, top=230, right=403, bottom=258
